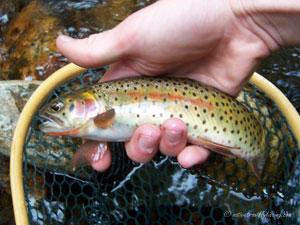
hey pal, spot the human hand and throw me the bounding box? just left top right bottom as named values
left=56, top=0, right=299, bottom=171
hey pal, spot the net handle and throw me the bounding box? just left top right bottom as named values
left=10, top=65, right=300, bottom=225
left=10, top=63, right=86, bottom=225
left=250, top=72, right=300, bottom=142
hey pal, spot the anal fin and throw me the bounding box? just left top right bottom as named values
left=188, top=136, right=239, bottom=159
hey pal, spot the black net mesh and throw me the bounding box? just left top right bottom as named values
left=23, top=68, right=299, bottom=224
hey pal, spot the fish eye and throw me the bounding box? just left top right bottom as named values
left=50, top=102, right=64, bottom=112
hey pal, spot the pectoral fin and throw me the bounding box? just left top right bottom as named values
left=93, top=109, right=115, bottom=128
left=188, top=136, right=239, bottom=159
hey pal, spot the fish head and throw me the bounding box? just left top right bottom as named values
left=39, top=91, right=102, bottom=136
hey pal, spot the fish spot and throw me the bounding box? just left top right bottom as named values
left=185, top=105, right=189, bottom=109
left=203, top=109, right=207, bottom=113
left=204, top=128, right=208, bottom=132
left=215, top=102, right=219, bottom=106
left=213, top=126, right=216, bottom=131
left=202, top=120, right=206, bottom=125
left=220, top=116, right=223, bottom=120
left=182, top=92, right=186, bottom=96
left=179, top=114, right=183, bottom=118
left=194, top=106, right=198, bottom=110
left=239, top=137, right=242, bottom=141
left=223, top=128, right=226, bottom=132
left=194, top=125, right=198, bottom=129
left=62, top=112, right=66, bottom=116
left=170, top=114, right=174, bottom=118
left=114, top=97, right=118, bottom=101
left=237, top=130, right=240, bottom=134
left=235, top=120, right=238, bottom=125
left=211, top=113, right=214, bottom=118
left=197, top=114, right=200, bottom=117
left=174, top=88, right=178, bottom=92
left=204, top=95, right=208, bottom=99
left=144, top=96, right=147, bottom=100
left=137, top=114, right=140, bottom=118
left=184, top=86, right=188, bottom=90
left=192, top=93, right=196, bottom=97
left=152, top=114, right=156, bottom=117
left=69, top=104, right=75, bottom=112
left=231, top=130, right=234, bottom=134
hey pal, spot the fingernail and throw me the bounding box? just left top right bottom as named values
left=59, top=35, right=74, bottom=42
left=165, top=129, right=183, bottom=145
left=138, top=135, right=158, bottom=154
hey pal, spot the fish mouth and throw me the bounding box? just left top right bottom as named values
left=39, top=112, right=65, bottom=126
left=39, top=112, right=71, bottom=133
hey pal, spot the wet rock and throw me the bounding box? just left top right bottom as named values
left=0, top=0, right=67, bottom=80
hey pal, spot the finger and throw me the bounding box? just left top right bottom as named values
left=90, top=149, right=112, bottom=172
left=71, top=141, right=112, bottom=171
left=177, top=145, right=210, bottom=168
left=100, top=62, right=141, bottom=82
left=159, top=118, right=187, bottom=156
left=125, top=124, right=161, bottom=163
left=56, top=29, right=124, bottom=68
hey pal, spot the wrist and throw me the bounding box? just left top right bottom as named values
left=229, top=0, right=300, bottom=51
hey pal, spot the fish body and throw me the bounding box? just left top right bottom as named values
left=39, top=76, right=266, bottom=179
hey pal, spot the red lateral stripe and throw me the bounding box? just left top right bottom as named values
left=46, top=127, right=81, bottom=136
left=127, top=91, right=214, bottom=111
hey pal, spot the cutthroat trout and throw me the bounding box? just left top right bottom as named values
left=39, top=76, right=266, bottom=179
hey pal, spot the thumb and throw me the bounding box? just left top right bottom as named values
left=56, top=29, right=124, bottom=68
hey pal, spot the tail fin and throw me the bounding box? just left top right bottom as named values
left=247, top=152, right=267, bottom=180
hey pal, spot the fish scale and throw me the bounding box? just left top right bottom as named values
left=39, top=76, right=267, bottom=179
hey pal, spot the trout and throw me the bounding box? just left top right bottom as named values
left=39, top=76, right=267, bottom=179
